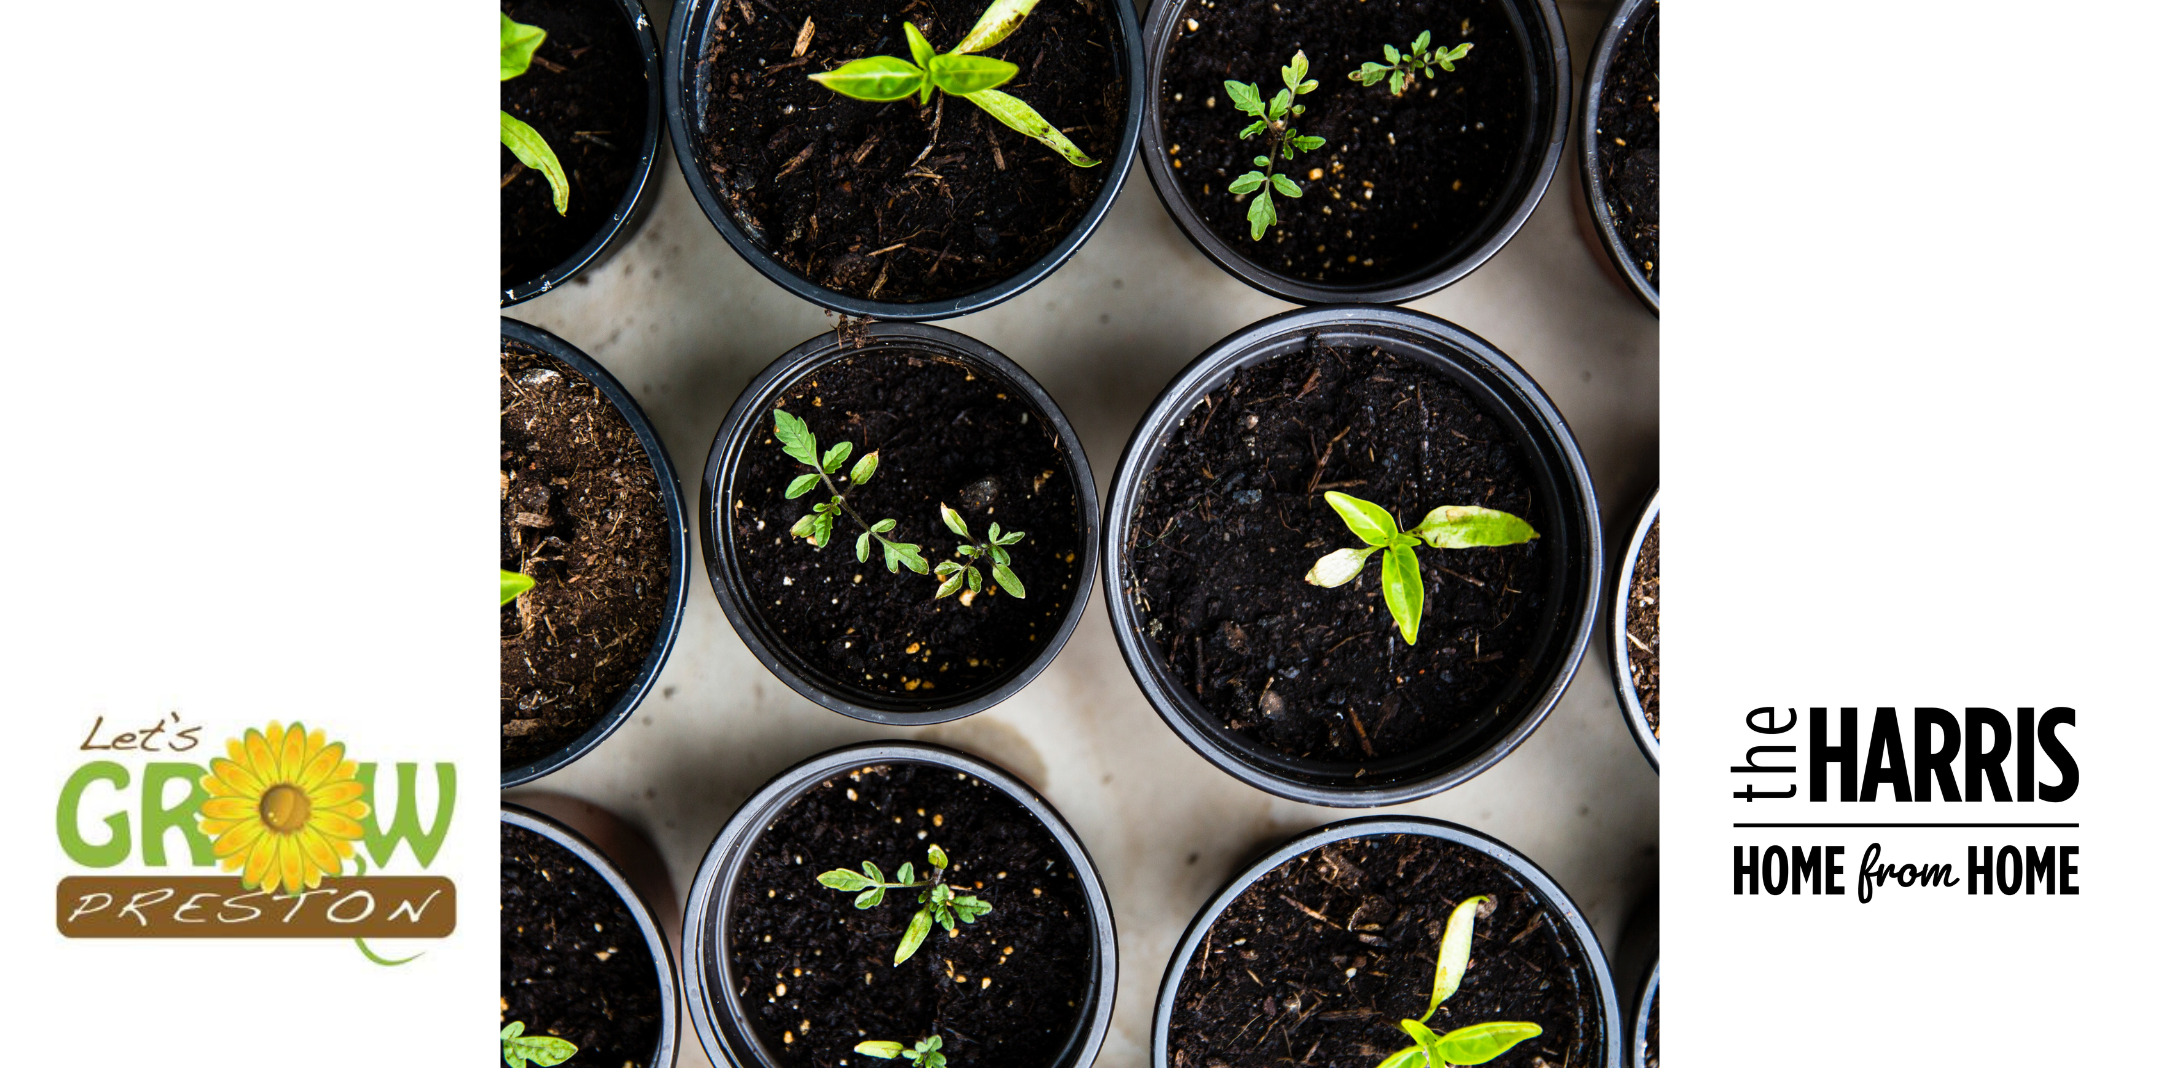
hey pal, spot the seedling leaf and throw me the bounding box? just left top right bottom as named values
left=856, top=1041, right=906, bottom=1060
left=1247, top=187, right=1276, bottom=240
left=810, top=56, right=928, bottom=102
left=1411, top=505, right=1539, bottom=549
left=850, top=450, right=881, bottom=485
left=1324, top=491, right=1399, bottom=545
left=502, top=1022, right=578, bottom=1068
left=1424, top=894, right=1489, bottom=1018
left=964, top=88, right=1099, bottom=167
left=773, top=409, right=818, bottom=466
left=904, top=22, right=936, bottom=71
left=822, top=441, right=854, bottom=474
left=1225, top=79, right=1264, bottom=116
left=929, top=53, right=1019, bottom=96
left=953, top=0, right=1041, bottom=54
left=1433, top=1021, right=1542, bottom=1066
left=785, top=473, right=821, bottom=499
left=991, top=562, right=1025, bottom=598
left=500, top=111, right=569, bottom=216
left=941, top=503, right=971, bottom=537
left=500, top=570, right=536, bottom=605
left=896, top=906, right=935, bottom=964
left=1381, top=544, right=1423, bottom=645
left=500, top=14, right=546, bottom=81
left=1305, top=546, right=1375, bottom=587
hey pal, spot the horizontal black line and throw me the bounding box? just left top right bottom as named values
left=1732, top=822, right=2078, bottom=829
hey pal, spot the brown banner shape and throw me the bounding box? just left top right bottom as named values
left=57, top=876, right=456, bottom=938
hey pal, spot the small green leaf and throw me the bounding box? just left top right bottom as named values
left=818, top=867, right=875, bottom=891
left=1238, top=119, right=1266, bottom=139
left=854, top=888, right=883, bottom=909
left=773, top=409, right=818, bottom=466
left=1401, top=1019, right=1446, bottom=1067
left=501, top=14, right=547, bottom=81
left=850, top=450, right=881, bottom=485
left=857, top=530, right=872, bottom=562
left=500, top=111, right=569, bottom=216
left=1293, top=134, right=1327, bottom=151
left=822, top=441, right=854, bottom=474
left=810, top=55, right=928, bottom=102
left=789, top=514, right=819, bottom=539
left=1305, top=546, right=1376, bottom=588
left=1384, top=44, right=1402, bottom=64
left=940, top=503, right=971, bottom=537
left=929, top=53, right=1019, bottom=96
left=891, top=542, right=929, bottom=575
left=503, top=1022, right=579, bottom=1068
left=1282, top=50, right=1309, bottom=91
left=1267, top=87, right=1292, bottom=118
left=934, top=906, right=957, bottom=932
left=986, top=523, right=1003, bottom=543
left=1411, top=505, right=1539, bottom=549
left=951, top=894, right=992, bottom=920
left=1389, top=70, right=1409, bottom=96
left=999, top=530, right=1024, bottom=543
left=856, top=1041, right=906, bottom=1060
left=989, top=545, right=1010, bottom=566
left=1446, top=42, right=1474, bottom=62
left=964, top=88, right=1098, bottom=166
left=1413, top=30, right=1432, bottom=55
left=991, top=562, right=1025, bottom=599
left=895, top=906, right=934, bottom=964
left=934, top=574, right=965, bottom=600
left=927, top=844, right=948, bottom=870
left=897, top=861, right=917, bottom=885
left=953, top=0, right=1041, bottom=54
left=1271, top=173, right=1301, bottom=198
left=811, top=513, right=834, bottom=549
left=1432, top=1021, right=1541, bottom=1066
left=1375, top=1044, right=1428, bottom=1068
left=1298, top=79, right=1319, bottom=94
left=500, top=570, right=536, bottom=606
left=904, top=22, right=935, bottom=70
left=1247, top=186, right=1276, bottom=240
left=1323, top=491, right=1400, bottom=545
left=873, top=518, right=897, bottom=534
left=1381, top=544, right=1424, bottom=645
left=1424, top=894, right=1490, bottom=1018
left=956, top=544, right=977, bottom=558
left=785, top=472, right=820, bottom=499
left=1224, top=79, right=1264, bottom=116
left=1253, top=155, right=1273, bottom=169
left=966, top=567, right=983, bottom=593
left=932, top=560, right=963, bottom=576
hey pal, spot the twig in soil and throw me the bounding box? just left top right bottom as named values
left=792, top=16, right=816, bottom=58
left=1279, top=895, right=1340, bottom=928
left=775, top=142, right=818, bottom=180
left=1305, top=425, right=1353, bottom=493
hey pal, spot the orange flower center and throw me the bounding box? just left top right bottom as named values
left=259, top=784, right=312, bottom=834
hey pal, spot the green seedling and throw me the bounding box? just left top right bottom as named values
left=1304, top=491, right=1537, bottom=645
left=809, top=0, right=1097, bottom=167
left=1350, top=31, right=1474, bottom=97
left=773, top=409, right=1026, bottom=602
left=501, top=1021, right=578, bottom=1068
left=855, top=1035, right=948, bottom=1067
left=1225, top=51, right=1327, bottom=240
left=1376, top=895, right=1542, bottom=1068
left=933, top=503, right=1027, bottom=600
left=501, top=13, right=570, bottom=215
left=501, top=569, right=537, bottom=605
left=817, top=843, right=993, bottom=965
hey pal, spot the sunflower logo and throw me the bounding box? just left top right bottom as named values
left=195, top=722, right=371, bottom=895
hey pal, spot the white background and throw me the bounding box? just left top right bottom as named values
left=3, top=0, right=2157, bottom=1073
left=1668, top=0, right=2160, bottom=1071
left=0, top=2, right=497, bottom=1073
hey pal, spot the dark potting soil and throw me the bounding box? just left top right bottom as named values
left=727, top=763, right=1095, bottom=1066
left=501, top=0, right=649, bottom=291
left=729, top=351, right=1082, bottom=700
left=1161, top=0, right=1530, bottom=284
left=502, top=822, right=665, bottom=1068
left=1594, top=0, right=1658, bottom=289
left=501, top=343, right=670, bottom=768
left=1126, top=345, right=1548, bottom=763
left=1642, top=985, right=1659, bottom=1067
left=1167, top=834, right=1596, bottom=1067
left=692, top=0, right=1126, bottom=303
left=1624, top=517, right=1659, bottom=737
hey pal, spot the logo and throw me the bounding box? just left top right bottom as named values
left=56, top=714, right=457, bottom=962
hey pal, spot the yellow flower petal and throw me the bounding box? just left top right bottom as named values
left=244, top=729, right=277, bottom=784
left=314, top=813, right=366, bottom=841
left=297, top=741, right=345, bottom=790
left=310, top=780, right=366, bottom=809
left=200, top=797, right=262, bottom=822
left=213, top=755, right=267, bottom=798
left=244, top=836, right=277, bottom=891
left=328, top=837, right=355, bottom=860
left=279, top=836, right=305, bottom=895
left=331, top=758, right=359, bottom=783
left=278, top=724, right=308, bottom=783
left=299, top=829, right=343, bottom=879
left=213, top=820, right=264, bottom=858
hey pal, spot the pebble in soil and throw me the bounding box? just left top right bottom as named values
left=501, top=344, right=670, bottom=768
left=726, top=763, right=1095, bottom=1066
left=1167, top=834, right=1597, bottom=1067
left=1127, top=344, right=1549, bottom=763
left=692, top=0, right=1126, bottom=303
left=502, top=822, right=665, bottom=1068
left=1595, top=0, right=1658, bottom=289
left=729, top=351, right=1083, bottom=701
left=1160, top=0, right=1531, bottom=283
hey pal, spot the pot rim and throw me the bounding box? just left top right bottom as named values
left=1578, top=0, right=1659, bottom=315
left=503, top=0, right=668, bottom=307
left=1149, top=814, right=1621, bottom=1067
left=1630, top=959, right=1660, bottom=1068
left=700, top=322, right=1099, bottom=724
left=1101, top=305, right=1599, bottom=805
left=679, top=740, right=1119, bottom=1067
left=1608, top=486, right=1659, bottom=772
left=501, top=802, right=683, bottom=1067
left=660, top=0, right=1145, bottom=320
left=1135, top=0, right=1571, bottom=305
left=500, top=317, right=691, bottom=786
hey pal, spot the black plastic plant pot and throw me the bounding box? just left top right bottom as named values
left=501, top=318, right=690, bottom=787
left=1102, top=306, right=1599, bottom=806
left=502, top=803, right=681, bottom=1068
left=1138, top=0, right=1569, bottom=305
left=701, top=323, right=1098, bottom=724
left=1579, top=0, right=1659, bottom=314
left=1630, top=959, right=1660, bottom=1067
left=1608, top=487, right=1659, bottom=772
left=1151, top=816, right=1620, bottom=1067
left=680, top=741, right=1119, bottom=1067
left=662, top=0, right=1144, bottom=320
left=502, top=0, right=668, bottom=307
